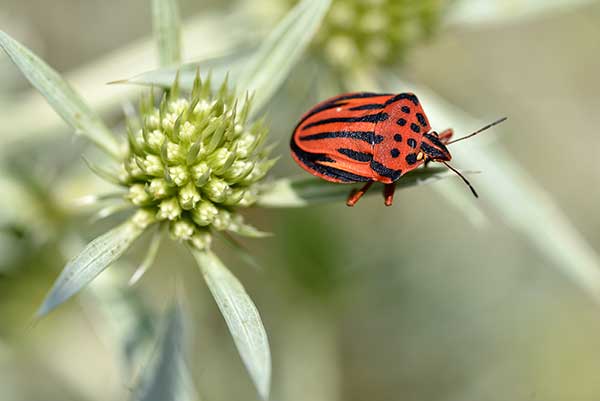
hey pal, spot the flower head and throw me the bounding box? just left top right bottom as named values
left=120, top=73, right=275, bottom=249
left=273, top=0, right=445, bottom=71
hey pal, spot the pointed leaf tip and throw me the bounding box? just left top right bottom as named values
left=37, top=221, right=144, bottom=318
left=0, top=30, right=122, bottom=159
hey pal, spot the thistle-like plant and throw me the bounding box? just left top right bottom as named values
left=0, top=0, right=475, bottom=399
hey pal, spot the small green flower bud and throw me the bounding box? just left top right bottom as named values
left=146, top=129, right=166, bottom=152
left=203, top=177, right=231, bottom=203
left=238, top=188, right=258, bottom=207
left=170, top=219, right=195, bottom=241
left=191, top=162, right=211, bottom=186
left=128, top=183, right=151, bottom=205
left=224, top=160, right=254, bottom=182
left=157, top=197, right=181, bottom=220
left=191, top=200, right=218, bottom=226
left=132, top=208, right=156, bottom=230
left=168, top=165, right=188, bottom=186
left=148, top=178, right=172, bottom=199
left=169, top=98, right=189, bottom=115
left=190, top=230, right=212, bottom=250
left=212, top=209, right=232, bottom=231
left=162, top=112, right=179, bottom=132
left=223, top=187, right=246, bottom=206
left=178, top=182, right=201, bottom=210
left=179, top=121, right=196, bottom=141
left=146, top=111, right=161, bottom=130
left=166, top=141, right=185, bottom=163
left=143, top=155, right=164, bottom=176
left=126, top=156, right=145, bottom=178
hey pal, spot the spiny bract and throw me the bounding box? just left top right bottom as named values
left=120, top=73, right=276, bottom=250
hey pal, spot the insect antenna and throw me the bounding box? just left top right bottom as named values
left=441, top=161, right=478, bottom=198
left=447, top=117, right=507, bottom=145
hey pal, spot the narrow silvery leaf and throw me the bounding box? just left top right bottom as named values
left=236, top=0, right=332, bottom=117
left=447, top=0, right=596, bottom=26
left=0, top=31, right=122, bottom=159
left=151, top=0, right=182, bottom=67
left=386, top=75, right=600, bottom=305
left=257, top=167, right=456, bottom=208
left=133, top=301, right=196, bottom=401
left=37, top=221, right=144, bottom=317
left=129, top=227, right=162, bottom=285
left=192, top=249, right=271, bottom=400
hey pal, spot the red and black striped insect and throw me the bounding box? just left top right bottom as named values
left=290, top=92, right=506, bottom=206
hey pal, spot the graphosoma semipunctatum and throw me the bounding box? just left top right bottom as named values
left=290, top=92, right=506, bottom=206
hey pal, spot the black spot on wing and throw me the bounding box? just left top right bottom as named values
left=337, top=148, right=373, bottom=162
left=405, top=153, right=418, bottom=165
left=302, top=113, right=390, bottom=130
left=290, top=138, right=370, bottom=182
left=410, top=123, right=421, bottom=133
left=394, top=134, right=402, bottom=142
left=401, top=106, right=410, bottom=113
left=416, top=113, right=427, bottom=127
left=390, top=149, right=400, bottom=158
left=299, top=131, right=384, bottom=144
left=407, top=138, right=417, bottom=148
left=370, top=160, right=402, bottom=181
left=397, top=118, right=407, bottom=126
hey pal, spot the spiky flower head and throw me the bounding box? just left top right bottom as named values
left=271, top=0, right=446, bottom=71
left=120, top=73, right=275, bottom=249
left=319, top=0, right=445, bottom=69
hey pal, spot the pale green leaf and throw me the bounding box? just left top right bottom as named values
left=386, top=75, right=600, bottom=305
left=151, top=0, right=182, bottom=67
left=257, top=167, right=457, bottom=208
left=133, top=301, right=196, bottom=401
left=37, top=220, right=144, bottom=317
left=192, top=249, right=271, bottom=400
left=447, top=0, right=597, bottom=26
left=236, top=0, right=332, bottom=116
left=0, top=30, right=122, bottom=159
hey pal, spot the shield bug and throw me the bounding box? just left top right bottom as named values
left=290, top=92, right=506, bottom=206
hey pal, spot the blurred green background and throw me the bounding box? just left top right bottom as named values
left=2, top=1, right=600, bottom=401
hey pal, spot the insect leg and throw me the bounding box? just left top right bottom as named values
left=438, top=128, right=454, bottom=144
left=383, top=183, right=396, bottom=206
left=346, top=181, right=374, bottom=207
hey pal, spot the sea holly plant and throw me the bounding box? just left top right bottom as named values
left=0, top=0, right=464, bottom=399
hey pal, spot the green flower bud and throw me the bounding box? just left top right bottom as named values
left=132, top=208, right=156, bottom=230
left=143, top=155, right=164, bottom=176
left=157, top=197, right=181, bottom=220
left=203, top=177, right=231, bottom=203
left=191, top=200, right=218, bottom=226
left=128, top=183, right=151, bottom=205
left=190, top=230, right=212, bottom=250
left=212, top=209, right=232, bottom=231
left=170, top=219, right=195, bottom=241
left=146, top=129, right=166, bottom=152
left=148, top=178, right=172, bottom=199
left=178, top=182, right=201, bottom=210
left=168, top=165, right=189, bottom=187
